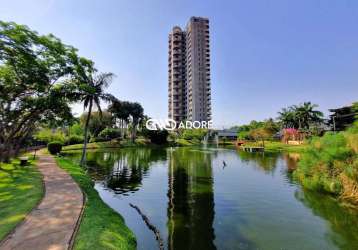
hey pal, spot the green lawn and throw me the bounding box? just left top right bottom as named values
left=0, top=157, right=43, bottom=240
left=55, top=157, right=136, bottom=250
left=243, top=141, right=307, bottom=153
left=175, top=138, right=196, bottom=146
left=62, top=139, right=149, bottom=151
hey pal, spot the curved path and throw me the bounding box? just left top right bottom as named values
left=0, top=155, right=84, bottom=250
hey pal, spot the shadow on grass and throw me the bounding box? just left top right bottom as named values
left=0, top=158, right=43, bottom=240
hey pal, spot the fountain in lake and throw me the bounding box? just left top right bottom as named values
left=214, top=134, right=219, bottom=147
left=202, top=134, right=209, bottom=148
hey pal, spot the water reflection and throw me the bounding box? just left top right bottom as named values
left=167, top=148, right=216, bottom=250
left=283, top=153, right=299, bottom=172
left=62, top=147, right=358, bottom=250
left=105, top=148, right=166, bottom=194
left=237, top=151, right=279, bottom=173
left=295, top=190, right=358, bottom=249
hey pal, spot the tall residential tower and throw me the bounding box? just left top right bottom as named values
left=168, top=17, right=211, bottom=123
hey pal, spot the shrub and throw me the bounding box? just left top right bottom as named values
left=294, top=123, right=358, bottom=204
left=47, top=141, right=63, bottom=155
left=144, top=130, right=168, bottom=144
left=176, top=138, right=193, bottom=146
left=80, top=111, right=113, bottom=137
left=35, top=128, right=65, bottom=143
left=98, top=128, right=121, bottom=140
left=69, top=123, right=84, bottom=136
left=181, top=129, right=208, bottom=141
left=89, top=137, right=107, bottom=143
left=66, top=135, right=84, bottom=145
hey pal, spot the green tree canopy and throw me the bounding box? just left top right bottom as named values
left=0, top=21, right=93, bottom=161
left=71, top=72, right=116, bottom=165
left=278, top=102, right=323, bottom=130
left=108, top=100, right=131, bottom=123
left=108, top=100, right=144, bottom=141
left=80, top=111, right=113, bottom=137
left=353, top=102, right=358, bottom=119
left=236, top=119, right=279, bottom=140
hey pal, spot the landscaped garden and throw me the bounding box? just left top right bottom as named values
left=0, top=21, right=140, bottom=248
left=1, top=19, right=358, bottom=250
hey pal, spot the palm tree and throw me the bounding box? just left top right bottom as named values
left=278, top=102, right=323, bottom=130
left=294, top=102, right=323, bottom=129
left=79, top=72, right=116, bottom=166
left=108, top=100, right=131, bottom=138
left=128, top=102, right=144, bottom=142
left=278, top=107, right=298, bottom=128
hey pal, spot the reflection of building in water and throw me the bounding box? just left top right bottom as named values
left=167, top=148, right=216, bottom=250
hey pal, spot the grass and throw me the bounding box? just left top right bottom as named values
left=175, top=138, right=234, bottom=146
left=55, top=157, right=136, bottom=250
left=62, top=141, right=121, bottom=151
left=175, top=138, right=195, bottom=146
left=0, top=156, right=43, bottom=240
left=263, top=141, right=307, bottom=152
left=62, top=138, right=307, bottom=155
left=175, top=139, right=305, bottom=152
left=62, top=138, right=149, bottom=151
left=294, top=123, right=358, bottom=205
left=242, top=140, right=308, bottom=153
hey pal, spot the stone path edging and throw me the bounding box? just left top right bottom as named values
left=0, top=155, right=84, bottom=250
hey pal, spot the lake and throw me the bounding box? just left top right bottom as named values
left=63, top=147, right=358, bottom=250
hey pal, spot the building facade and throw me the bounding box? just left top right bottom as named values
left=168, top=17, right=211, bottom=123
left=329, top=104, right=358, bottom=131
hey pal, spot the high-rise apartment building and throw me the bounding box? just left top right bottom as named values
left=168, top=17, right=211, bottom=123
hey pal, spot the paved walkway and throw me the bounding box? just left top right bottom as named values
left=0, top=155, right=84, bottom=250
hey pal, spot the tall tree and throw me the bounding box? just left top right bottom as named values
left=293, top=102, right=323, bottom=129
left=128, top=102, right=144, bottom=142
left=108, top=100, right=131, bottom=138
left=353, top=102, right=358, bottom=119
left=80, top=111, right=113, bottom=137
left=277, top=107, right=298, bottom=128
left=75, top=73, right=116, bottom=166
left=278, top=102, right=323, bottom=130
left=0, top=21, right=92, bottom=161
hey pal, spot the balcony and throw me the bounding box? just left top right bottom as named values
left=173, top=35, right=182, bottom=41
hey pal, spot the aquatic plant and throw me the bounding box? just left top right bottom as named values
left=294, top=122, right=358, bottom=204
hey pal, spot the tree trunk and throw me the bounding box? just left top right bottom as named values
left=133, top=127, right=137, bottom=142
left=124, top=121, right=127, bottom=139
left=122, top=120, right=125, bottom=138
left=131, top=120, right=137, bottom=143
left=80, top=100, right=93, bottom=166
left=2, top=142, right=14, bottom=163
left=1, top=145, right=11, bottom=163
left=120, top=119, right=124, bottom=139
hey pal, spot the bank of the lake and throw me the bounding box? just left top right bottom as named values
left=62, top=146, right=358, bottom=249
left=62, top=139, right=149, bottom=151
left=0, top=157, right=43, bottom=240
left=62, top=138, right=307, bottom=154
left=176, top=138, right=308, bottom=153
left=247, top=141, right=308, bottom=153
left=55, top=157, right=136, bottom=250
left=294, top=123, right=358, bottom=205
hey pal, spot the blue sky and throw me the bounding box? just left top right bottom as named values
left=2, top=0, right=358, bottom=128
